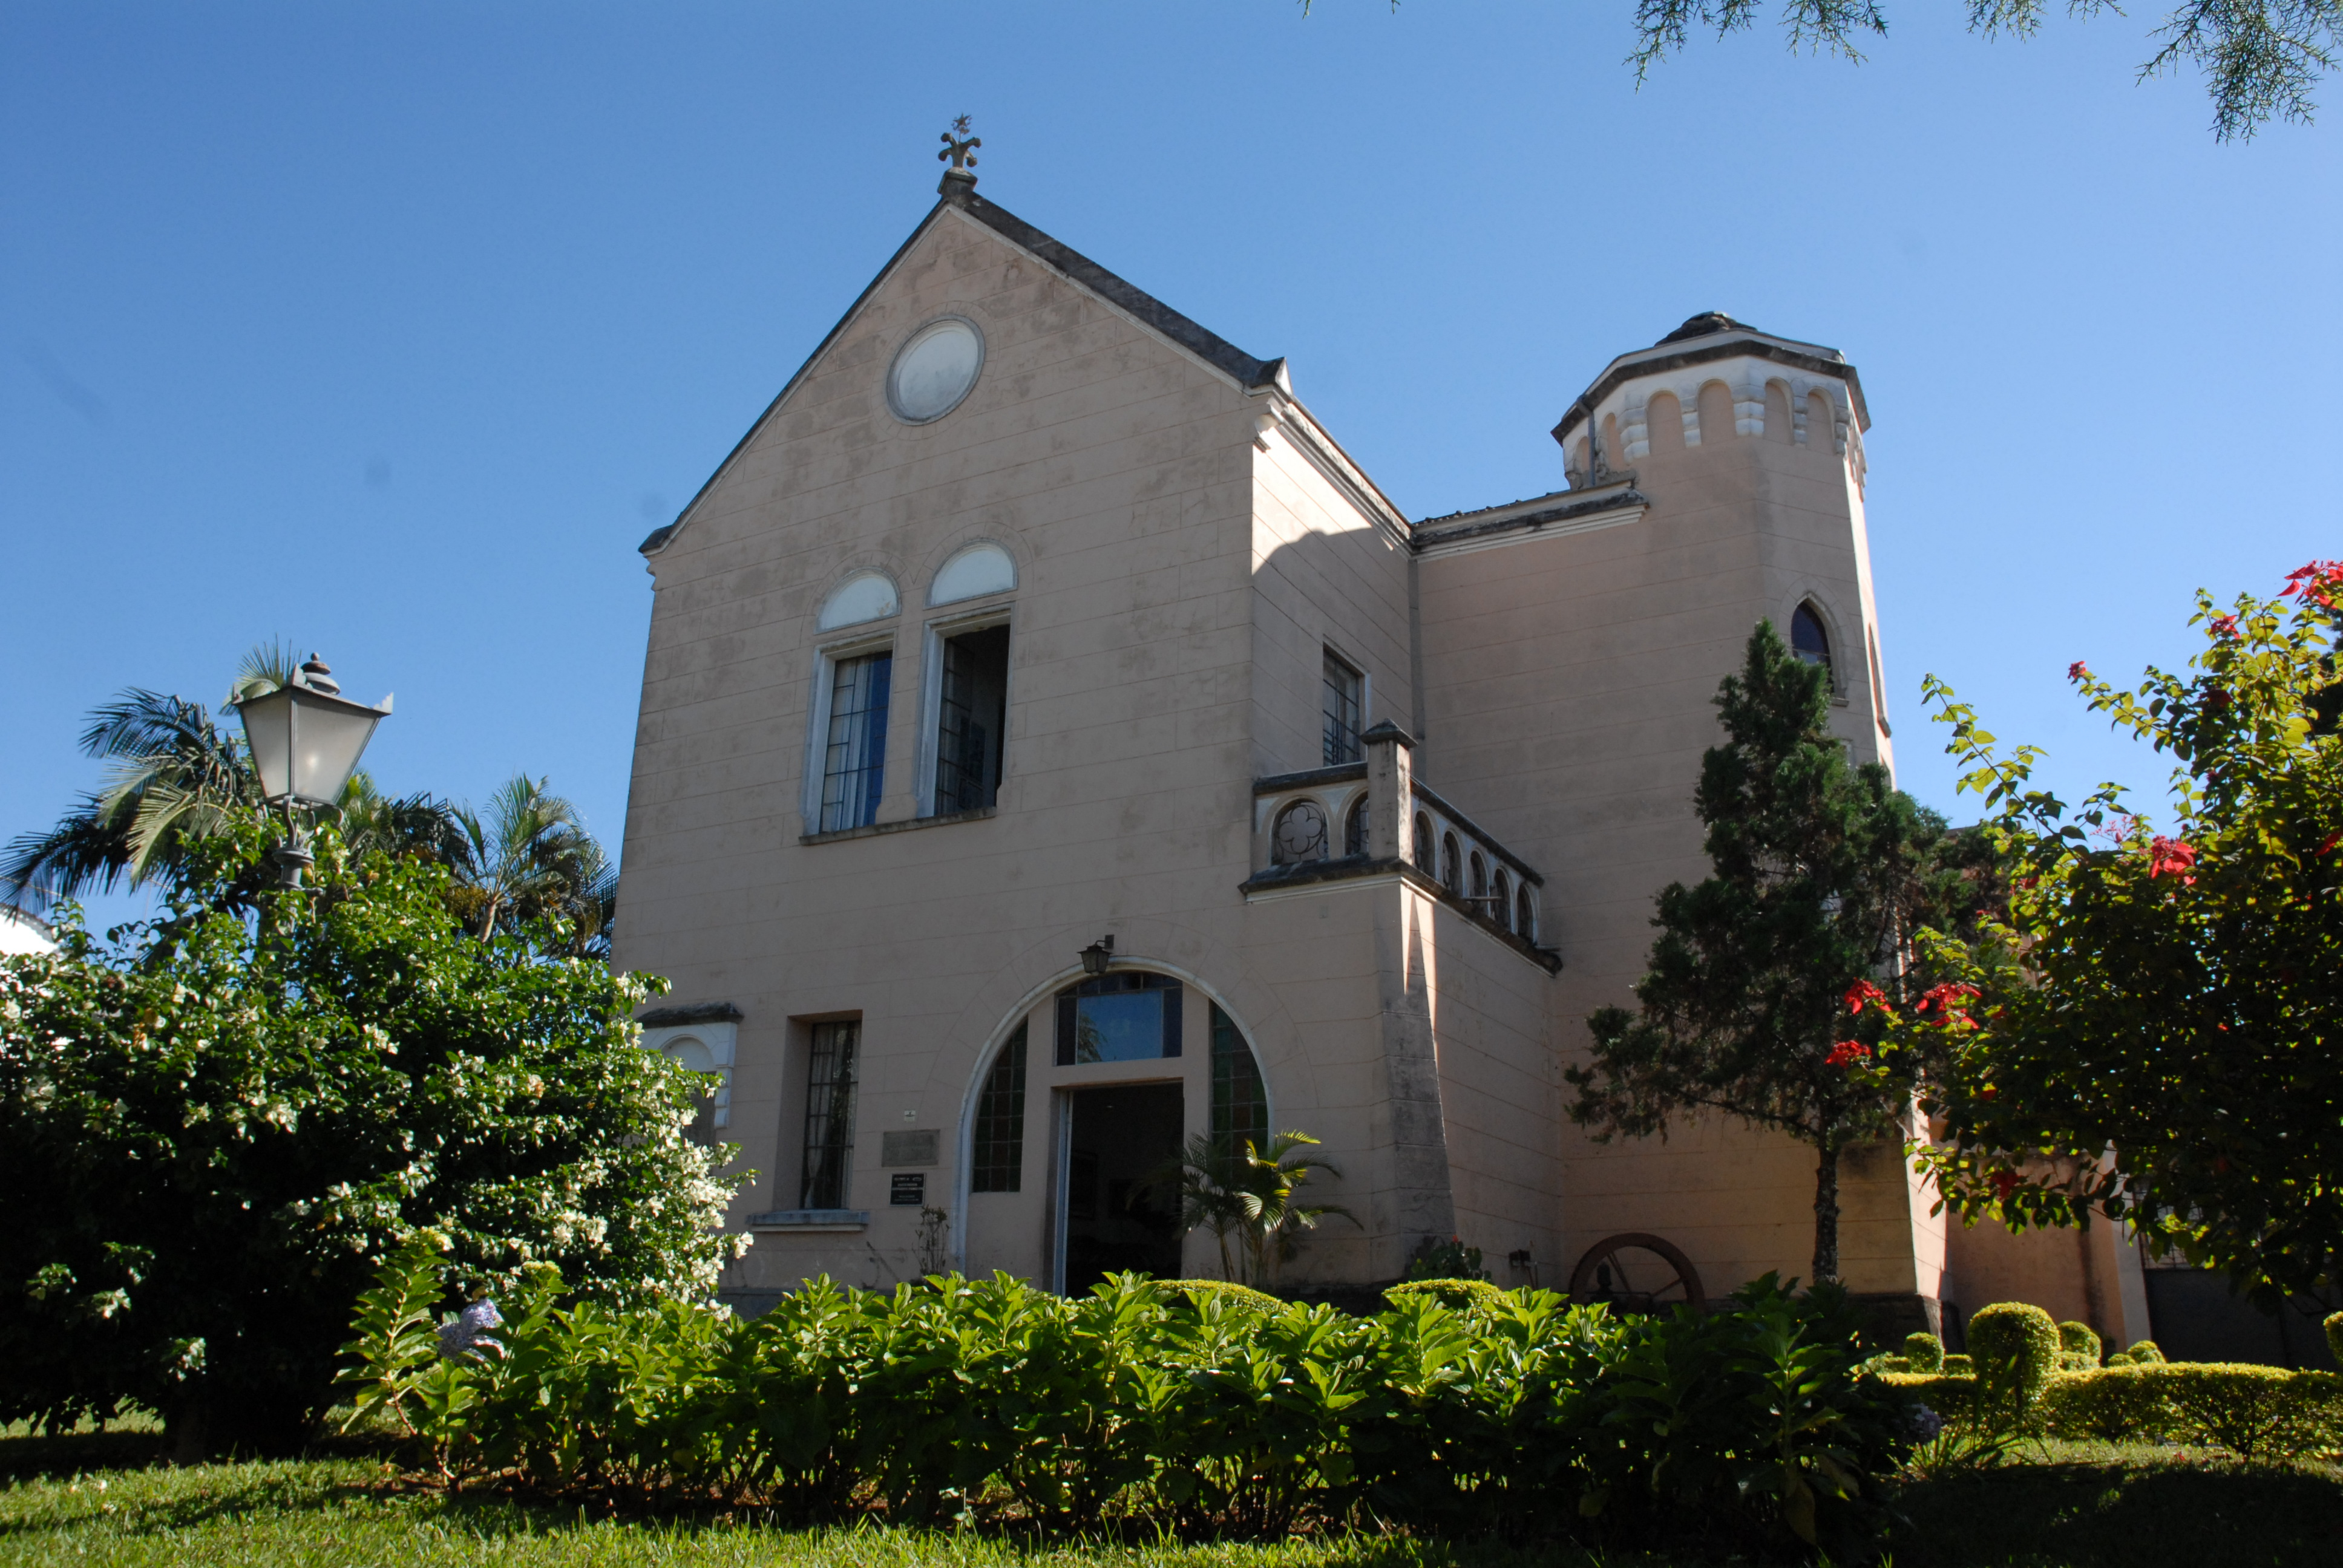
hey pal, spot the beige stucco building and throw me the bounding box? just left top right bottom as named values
left=615, top=167, right=2149, bottom=1343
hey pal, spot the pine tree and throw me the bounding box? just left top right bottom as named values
left=1568, top=621, right=1941, bottom=1284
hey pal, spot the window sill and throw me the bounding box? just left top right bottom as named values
left=747, top=1209, right=870, bottom=1232
left=802, top=806, right=995, bottom=846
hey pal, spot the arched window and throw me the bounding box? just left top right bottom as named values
left=1765, top=380, right=1794, bottom=444
left=1492, top=869, right=1512, bottom=932
left=1345, top=795, right=1369, bottom=857
left=1791, top=603, right=1832, bottom=679
left=1211, top=1003, right=1268, bottom=1158
left=971, top=1023, right=1027, bottom=1192
left=1414, top=812, right=1435, bottom=874
left=1441, top=832, right=1461, bottom=894
left=1516, top=884, right=1536, bottom=942
left=1272, top=799, right=1328, bottom=864
left=929, top=543, right=1017, bottom=607
left=1469, top=852, right=1488, bottom=903
left=817, top=570, right=899, bottom=632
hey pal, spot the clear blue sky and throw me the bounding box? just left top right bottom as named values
left=5, top=1, right=2336, bottom=930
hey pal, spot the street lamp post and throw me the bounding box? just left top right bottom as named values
left=232, top=655, right=392, bottom=887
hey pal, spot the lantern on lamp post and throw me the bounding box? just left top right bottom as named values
left=232, top=655, right=392, bottom=887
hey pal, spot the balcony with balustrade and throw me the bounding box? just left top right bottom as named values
left=1240, top=722, right=1559, bottom=972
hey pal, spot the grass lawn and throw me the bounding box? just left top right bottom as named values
left=2, top=1429, right=2338, bottom=1567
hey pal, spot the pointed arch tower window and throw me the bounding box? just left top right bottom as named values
left=1791, top=603, right=1833, bottom=681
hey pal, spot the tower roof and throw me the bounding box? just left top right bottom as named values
left=1552, top=313, right=1869, bottom=448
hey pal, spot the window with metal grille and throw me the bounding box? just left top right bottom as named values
left=970, top=1022, right=1027, bottom=1192
left=797, top=1019, right=860, bottom=1209
left=820, top=653, right=892, bottom=832
left=1055, top=972, right=1182, bottom=1065
left=934, top=624, right=1009, bottom=812
left=1322, top=651, right=1363, bottom=765
left=1211, top=1003, right=1267, bottom=1158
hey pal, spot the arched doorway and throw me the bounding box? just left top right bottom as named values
left=954, top=962, right=1270, bottom=1293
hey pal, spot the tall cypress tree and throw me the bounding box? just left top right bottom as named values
left=1568, top=621, right=1942, bottom=1284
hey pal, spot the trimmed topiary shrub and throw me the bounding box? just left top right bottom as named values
left=1164, top=1278, right=1283, bottom=1313
left=1903, top=1331, right=1945, bottom=1373
left=1942, top=1353, right=1973, bottom=1374
left=2326, top=1312, right=2343, bottom=1367
left=2111, top=1339, right=2166, bottom=1366
left=2057, top=1321, right=2102, bottom=1367
left=1383, top=1276, right=1511, bottom=1314
left=1967, top=1302, right=2060, bottom=1431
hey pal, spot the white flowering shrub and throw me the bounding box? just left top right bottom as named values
left=0, top=823, right=746, bottom=1455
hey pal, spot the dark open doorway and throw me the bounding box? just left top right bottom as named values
left=1062, top=1082, right=1184, bottom=1290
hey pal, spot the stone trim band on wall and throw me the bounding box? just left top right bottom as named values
left=1237, top=857, right=1562, bottom=975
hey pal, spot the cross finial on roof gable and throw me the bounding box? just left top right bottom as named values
left=938, top=116, right=980, bottom=194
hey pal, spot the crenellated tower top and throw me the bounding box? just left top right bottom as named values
left=1553, top=313, right=1871, bottom=492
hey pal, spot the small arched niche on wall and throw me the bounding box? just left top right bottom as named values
left=817, top=570, right=900, bottom=632
left=1696, top=382, right=1735, bottom=446
left=930, top=543, right=1018, bottom=607
left=1646, top=391, right=1685, bottom=454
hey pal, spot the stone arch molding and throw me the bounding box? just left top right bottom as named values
left=928, top=541, right=1019, bottom=607
left=934, top=920, right=1314, bottom=1270
left=816, top=568, right=901, bottom=632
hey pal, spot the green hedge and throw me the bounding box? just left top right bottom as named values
left=2040, top=1364, right=2343, bottom=1458
left=339, top=1246, right=1916, bottom=1557
left=1883, top=1364, right=2341, bottom=1459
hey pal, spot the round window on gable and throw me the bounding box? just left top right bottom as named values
left=888, top=316, right=986, bottom=424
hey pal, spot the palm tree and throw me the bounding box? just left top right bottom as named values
left=1153, top=1129, right=1356, bottom=1287
left=444, top=775, right=615, bottom=953
left=4, top=648, right=615, bottom=959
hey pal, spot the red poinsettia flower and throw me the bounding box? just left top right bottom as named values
left=1825, top=1040, right=1871, bottom=1068
left=2204, top=687, right=2230, bottom=712
left=1990, top=1171, right=2020, bottom=1201
left=2318, top=831, right=2341, bottom=858
left=2281, top=560, right=2343, bottom=610
left=1845, top=979, right=1888, bottom=1015
left=2209, top=613, right=2238, bottom=638
left=2067, top=661, right=2091, bottom=681
left=2147, top=836, right=2197, bottom=880
left=1915, top=982, right=1980, bottom=1021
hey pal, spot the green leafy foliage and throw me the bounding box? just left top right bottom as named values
left=335, top=1260, right=1914, bottom=1552
left=1570, top=621, right=1961, bottom=1284
left=1884, top=562, right=2343, bottom=1306
left=1904, top=1331, right=1945, bottom=1371
left=2328, top=1312, right=2343, bottom=1366
left=1383, top=1278, right=1512, bottom=1315
left=1401, top=1236, right=1489, bottom=1282
left=0, top=825, right=744, bottom=1454
left=1968, top=1303, right=2060, bottom=1430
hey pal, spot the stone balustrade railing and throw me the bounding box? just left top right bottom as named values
left=1244, top=723, right=1556, bottom=970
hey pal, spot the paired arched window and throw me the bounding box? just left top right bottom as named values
left=1469, top=852, right=1488, bottom=903
left=1441, top=833, right=1461, bottom=894
left=1517, top=884, right=1537, bottom=941
left=1414, top=812, right=1435, bottom=874
left=1345, top=795, right=1369, bottom=857
left=1492, top=869, right=1512, bottom=933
